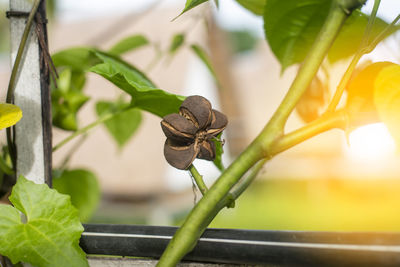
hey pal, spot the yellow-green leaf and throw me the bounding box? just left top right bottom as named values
left=345, top=62, right=394, bottom=127
left=0, top=103, right=22, bottom=130
left=347, top=62, right=393, bottom=111
left=374, top=64, right=400, bottom=147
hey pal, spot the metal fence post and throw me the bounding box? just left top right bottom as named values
left=9, top=0, right=51, bottom=186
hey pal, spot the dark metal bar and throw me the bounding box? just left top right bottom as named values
left=37, top=0, right=52, bottom=187
left=81, top=224, right=400, bottom=266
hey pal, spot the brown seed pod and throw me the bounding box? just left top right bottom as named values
left=180, top=95, right=212, bottom=129
left=164, top=139, right=198, bottom=170
left=208, top=110, right=228, bottom=135
left=161, top=95, right=228, bottom=170
left=197, top=140, right=216, bottom=161
left=161, top=113, right=197, bottom=142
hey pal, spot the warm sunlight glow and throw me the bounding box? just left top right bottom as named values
left=347, top=123, right=396, bottom=161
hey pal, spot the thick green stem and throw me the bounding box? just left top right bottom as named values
left=197, top=158, right=270, bottom=231
left=189, top=165, right=208, bottom=196
left=6, top=0, right=42, bottom=168
left=156, top=2, right=353, bottom=266
left=158, top=140, right=264, bottom=266
left=229, top=158, right=267, bottom=199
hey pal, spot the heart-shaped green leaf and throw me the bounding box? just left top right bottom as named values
left=96, top=100, right=142, bottom=148
left=53, top=169, right=100, bottom=222
left=0, top=103, right=22, bottom=130
left=90, top=51, right=185, bottom=117
left=0, top=176, right=88, bottom=267
left=374, top=64, right=400, bottom=148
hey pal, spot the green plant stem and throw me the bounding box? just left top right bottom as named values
left=0, top=156, right=14, bottom=176
left=365, top=13, right=400, bottom=54
left=198, top=158, right=269, bottom=229
left=271, top=109, right=347, bottom=155
left=229, top=158, right=267, bottom=199
left=325, top=53, right=362, bottom=112
left=6, top=0, right=42, bottom=168
left=189, top=165, right=208, bottom=196
left=59, top=134, right=88, bottom=169
left=362, top=0, right=381, bottom=46
left=52, top=111, right=121, bottom=152
left=326, top=0, right=381, bottom=112
left=156, top=2, right=353, bottom=266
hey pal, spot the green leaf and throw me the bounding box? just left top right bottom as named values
left=228, top=30, right=258, bottom=54
left=235, top=0, right=265, bottom=15
left=52, top=47, right=98, bottom=71
left=263, top=0, right=331, bottom=72
left=169, top=33, right=185, bottom=55
left=374, top=64, right=400, bottom=147
left=0, top=103, right=22, bottom=130
left=328, top=11, right=391, bottom=63
left=190, top=44, right=218, bottom=83
left=263, top=0, right=393, bottom=71
left=178, top=0, right=208, bottom=18
left=53, top=169, right=100, bottom=222
left=96, top=100, right=142, bottom=148
left=0, top=176, right=88, bottom=267
left=108, top=34, right=149, bottom=56
left=212, top=133, right=225, bottom=172
left=90, top=51, right=185, bottom=117
left=52, top=68, right=90, bottom=131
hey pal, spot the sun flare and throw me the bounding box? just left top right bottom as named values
left=346, top=123, right=396, bottom=161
